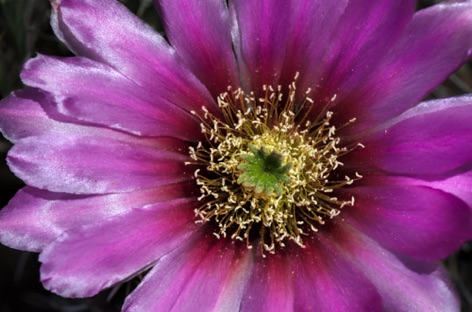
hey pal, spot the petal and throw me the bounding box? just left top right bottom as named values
left=428, top=169, right=472, bottom=209
left=332, top=223, right=460, bottom=311
left=0, top=183, right=193, bottom=252
left=123, top=236, right=253, bottom=312
left=39, top=199, right=198, bottom=298
left=290, top=240, right=382, bottom=312
left=8, top=133, right=191, bottom=194
left=229, top=0, right=297, bottom=92
left=51, top=0, right=217, bottom=114
left=276, top=0, right=349, bottom=91
left=155, top=0, right=240, bottom=97
left=0, top=89, right=51, bottom=142
left=240, top=254, right=295, bottom=311
left=0, top=88, right=158, bottom=144
left=352, top=95, right=472, bottom=175
left=343, top=176, right=472, bottom=261
left=0, top=89, right=92, bottom=143
left=230, top=0, right=414, bottom=97
left=339, top=1, right=472, bottom=132
left=22, top=55, right=201, bottom=140
left=239, top=240, right=382, bottom=312
left=309, top=0, right=415, bottom=104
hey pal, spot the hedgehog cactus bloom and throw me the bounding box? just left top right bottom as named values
left=1, top=0, right=472, bottom=310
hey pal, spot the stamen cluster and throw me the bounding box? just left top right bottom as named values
left=188, top=82, right=360, bottom=254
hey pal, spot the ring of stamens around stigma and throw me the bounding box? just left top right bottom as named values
left=187, top=80, right=363, bottom=255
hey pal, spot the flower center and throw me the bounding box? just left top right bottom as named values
left=237, top=146, right=291, bottom=197
left=188, top=82, right=362, bottom=254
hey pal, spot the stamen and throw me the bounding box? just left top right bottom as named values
left=187, top=80, right=361, bottom=254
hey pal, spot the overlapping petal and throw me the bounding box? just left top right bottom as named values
left=332, top=224, right=460, bottom=311
left=339, top=1, right=472, bottom=131
left=22, top=55, right=201, bottom=140
left=428, top=170, right=472, bottom=209
left=229, top=0, right=296, bottom=92
left=293, top=244, right=382, bottom=312
left=343, top=176, right=472, bottom=261
left=240, top=254, right=295, bottom=311
left=8, top=134, right=191, bottom=194
left=350, top=95, right=472, bottom=176
left=277, top=0, right=349, bottom=91
left=155, top=0, right=240, bottom=97
left=51, top=0, right=218, bottom=114
left=40, top=199, right=198, bottom=298
left=0, top=89, right=101, bottom=143
left=0, top=183, right=193, bottom=252
left=123, top=236, right=253, bottom=312
left=240, top=241, right=382, bottom=312
left=230, top=0, right=415, bottom=98
left=310, top=0, right=415, bottom=104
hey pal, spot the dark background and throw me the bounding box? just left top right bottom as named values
left=0, top=0, right=471, bottom=311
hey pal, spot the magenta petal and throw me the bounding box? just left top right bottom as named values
left=340, top=2, right=472, bottom=132
left=230, top=0, right=414, bottom=98
left=0, top=89, right=53, bottom=142
left=0, top=88, right=154, bottom=144
left=355, top=95, right=472, bottom=175
left=240, top=249, right=382, bottom=312
left=123, top=237, right=252, bottom=312
left=239, top=240, right=382, bottom=312
left=51, top=0, right=217, bottom=113
left=290, top=241, right=382, bottom=312
left=344, top=177, right=472, bottom=261
left=229, top=0, right=298, bottom=92
left=21, top=55, right=201, bottom=140
left=312, top=0, right=414, bottom=104
left=239, top=254, right=295, bottom=311
left=276, top=0, right=348, bottom=91
left=229, top=0, right=345, bottom=93
left=0, top=183, right=193, bottom=252
left=155, top=0, right=239, bottom=97
left=0, top=89, right=96, bottom=143
left=429, top=170, right=472, bottom=209
left=333, top=224, right=460, bottom=311
left=8, top=134, right=191, bottom=194
left=39, top=199, right=198, bottom=298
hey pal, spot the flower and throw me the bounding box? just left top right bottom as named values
left=1, top=0, right=472, bottom=310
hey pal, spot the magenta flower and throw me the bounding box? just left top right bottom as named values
left=2, top=0, right=472, bottom=310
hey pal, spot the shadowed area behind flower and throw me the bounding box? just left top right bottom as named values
left=0, top=0, right=471, bottom=311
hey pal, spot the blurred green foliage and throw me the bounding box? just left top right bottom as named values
left=1, top=0, right=48, bottom=96
left=0, top=0, right=161, bottom=97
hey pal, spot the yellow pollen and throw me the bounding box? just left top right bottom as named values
left=187, top=81, right=362, bottom=255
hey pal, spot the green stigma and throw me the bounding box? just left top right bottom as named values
left=237, top=146, right=291, bottom=196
